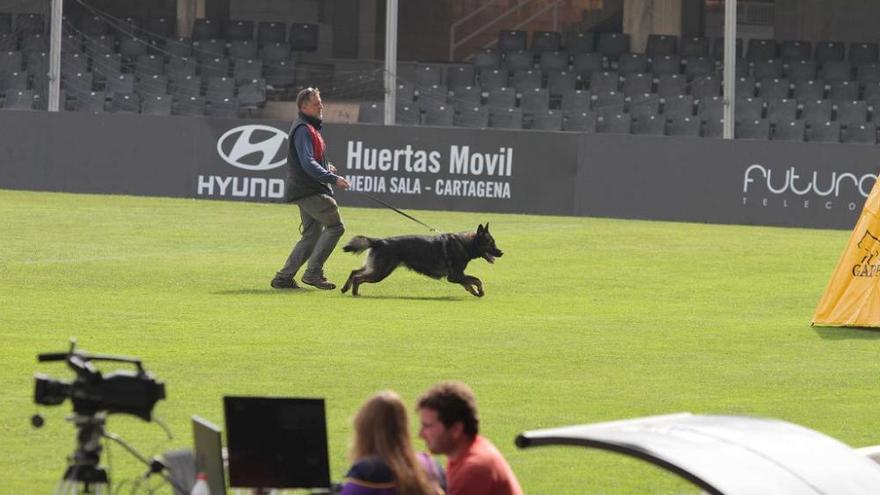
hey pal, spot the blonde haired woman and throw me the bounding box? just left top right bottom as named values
left=340, top=391, right=445, bottom=495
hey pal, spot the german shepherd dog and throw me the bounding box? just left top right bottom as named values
left=341, top=224, right=503, bottom=297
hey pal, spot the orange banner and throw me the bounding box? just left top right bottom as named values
left=813, top=176, right=880, bottom=327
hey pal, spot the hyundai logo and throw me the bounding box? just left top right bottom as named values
left=217, top=125, right=287, bottom=171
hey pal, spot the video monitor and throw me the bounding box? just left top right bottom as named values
left=223, top=396, right=331, bottom=489
left=192, top=415, right=227, bottom=495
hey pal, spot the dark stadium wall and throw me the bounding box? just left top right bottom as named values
left=774, top=0, right=880, bottom=44
left=2, top=111, right=879, bottom=230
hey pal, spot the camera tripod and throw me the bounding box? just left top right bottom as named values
left=53, top=414, right=109, bottom=495
left=49, top=413, right=187, bottom=495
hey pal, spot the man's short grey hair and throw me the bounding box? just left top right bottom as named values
left=297, top=87, right=320, bottom=110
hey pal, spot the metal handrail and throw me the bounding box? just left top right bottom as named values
left=449, top=0, right=564, bottom=60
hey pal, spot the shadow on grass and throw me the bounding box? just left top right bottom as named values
left=212, top=289, right=312, bottom=295
left=812, top=325, right=880, bottom=340
left=348, top=294, right=465, bottom=301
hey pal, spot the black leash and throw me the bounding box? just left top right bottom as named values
left=352, top=190, right=441, bottom=233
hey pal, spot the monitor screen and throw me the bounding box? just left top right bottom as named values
left=223, top=396, right=331, bottom=489
left=192, top=415, right=227, bottom=495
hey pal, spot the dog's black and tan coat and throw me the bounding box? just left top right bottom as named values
left=341, top=224, right=503, bottom=297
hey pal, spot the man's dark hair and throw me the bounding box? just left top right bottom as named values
left=297, top=87, right=320, bottom=110
left=417, top=381, right=479, bottom=436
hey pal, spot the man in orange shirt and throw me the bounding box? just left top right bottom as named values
left=416, top=381, right=523, bottom=495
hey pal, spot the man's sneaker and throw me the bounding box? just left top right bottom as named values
left=271, top=277, right=299, bottom=289
left=301, top=275, right=336, bottom=290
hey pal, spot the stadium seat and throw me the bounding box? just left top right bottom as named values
left=141, top=94, right=172, bottom=116
left=395, top=81, right=415, bottom=104
left=489, top=107, right=523, bottom=129
left=107, top=93, right=140, bottom=113
left=562, top=110, right=596, bottom=132
left=74, top=91, right=106, bottom=113
left=260, top=42, right=291, bottom=64
left=662, top=94, right=695, bottom=119
left=646, top=34, right=677, bottom=57
left=520, top=87, right=550, bottom=116
left=596, top=33, right=629, bottom=61
left=223, top=20, right=254, bottom=41
left=511, top=69, right=542, bottom=94
left=703, top=118, right=724, bottom=138
left=691, top=75, right=721, bottom=98
left=683, top=56, right=714, bottom=80
left=651, top=55, right=681, bottom=76
left=0, top=51, right=24, bottom=76
left=564, top=31, right=594, bottom=55
left=835, top=100, right=868, bottom=126
left=264, top=60, right=295, bottom=87
left=173, top=95, right=206, bottom=116
left=530, top=109, right=562, bottom=130
left=142, top=17, right=176, bottom=43
left=841, top=123, right=877, bottom=144
left=531, top=31, right=562, bottom=53
left=766, top=98, right=797, bottom=124
left=680, top=36, right=709, bottom=58
left=446, top=66, right=475, bottom=90
left=163, top=37, right=194, bottom=59
left=801, top=99, right=833, bottom=126
left=697, top=96, right=723, bottom=122
left=3, top=89, right=35, bottom=110
left=560, top=89, right=591, bottom=113
left=617, top=53, right=648, bottom=75
left=593, top=90, right=625, bottom=118
left=207, top=97, right=240, bottom=118
left=626, top=93, right=660, bottom=119
left=505, top=50, right=534, bottom=72
left=864, top=82, right=880, bottom=101
left=395, top=104, right=419, bottom=125
left=478, top=68, right=508, bottom=91
left=453, top=105, right=488, bottom=128
left=16, top=13, right=44, bottom=36
left=422, top=104, right=454, bottom=126
left=735, top=118, right=770, bottom=140
left=91, top=53, right=122, bottom=84
left=499, top=30, right=527, bottom=53
left=237, top=78, right=267, bottom=107
left=596, top=113, right=631, bottom=134
left=192, top=18, right=221, bottom=40
left=414, top=64, right=443, bottom=88
left=449, top=85, right=481, bottom=112
left=416, top=84, right=448, bottom=110
left=547, top=70, right=576, bottom=99
left=193, top=39, right=226, bottom=62
left=793, top=80, right=824, bottom=103
left=167, top=57, right=197, bottom=78
left=1, top=71, right=28, bottom=94
left=771, top=119, right=805, bottom=141
left=856, top=64, right=880, bottom=86
left=712, top=37, right=743, bottom=61
left=486, top=86, right=515, bottom=110
left=757, top=78, right=790, bottom=100
left=170, top=74, right=201, bottom=99
left=61, top=52, right=88, bottom=75
left=779, top=40, right=811, bottom=61
left=736, top=97, right=764, bottom=121
left=135, top=54, right=164, bottom=79
left=119, top=37, right=148, bottom=63
left=814, top=41, right=845, bottom=63
left=753, top=59, right=783, bottom=80
left=135, top=74, right=168, bottom=98
left=665, top=116, right=701, bottom=137
left=589, top=71, right=619, bottom=93
left=0, top=32, right=15, bottom=51
left=106, top=74, right=135, bottom=96
left=229, top=40, right=258, bottom=60
left=850, top=42, right=879, bottom=66
left=20, top=34, right=47, bottom=54
left=205, top=76, right=235, bottom=102
left=655, top=74, right=686, bottom=97
left=233, top=58, right=262, bottom=83
left=200, top=57, right=230, bottom=80
left=0, top=13, right=11, bottom=33
left=806, top=121, right=840, bottom=142
left=257, top=22, right=286, bottom=45
left=632, top=114, right=665, bottom=135
left=733, top=76, right=757, bottom=97
left=621, top=72, right=652, bottom=97
left=747, top=39, right=777, bottom=61
left=784, top=60, right=816, bottom=81
left=821, top=61, right=853, bottom=82
left=827, top=80, right=858, bottom=102
left=472, top=48, right=501, bottom=70
left=572, top=52, right=604, bottom=81
left=539, top=51, right=569, bottom=73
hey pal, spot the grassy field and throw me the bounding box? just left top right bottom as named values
left=2, top=189, right=879, bottom=494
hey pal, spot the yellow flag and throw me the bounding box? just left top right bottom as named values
left=813, top=177, right=880, bottom=327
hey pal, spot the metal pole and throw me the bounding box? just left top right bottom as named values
left=48, top=0, right=63, bottom=112
left=722, top=0, right=736, bottom=139
left=384, top=0, right=398, bottom=126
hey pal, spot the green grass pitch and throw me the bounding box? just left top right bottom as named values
left=3, top=189, right=879, bottom=494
